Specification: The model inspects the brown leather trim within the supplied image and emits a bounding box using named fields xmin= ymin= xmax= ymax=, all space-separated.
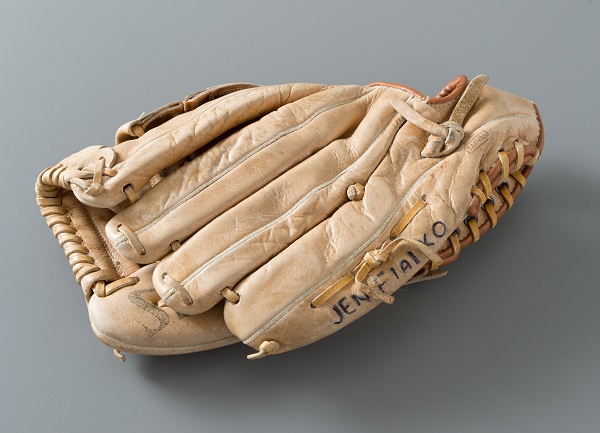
xmin=367 ymin=75 xmax=468 ymax=106
xmin=434 ymin=103 xmax=545 ymax=267
xmin=533 ymin=103 xmax=545 ymax=156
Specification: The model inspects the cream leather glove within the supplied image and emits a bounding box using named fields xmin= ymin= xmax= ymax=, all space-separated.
xmin=36 ymin=75 xmax=543 ymax=360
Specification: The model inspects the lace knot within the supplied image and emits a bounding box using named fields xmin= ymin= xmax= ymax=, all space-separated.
xmin=247 ymin=340 xmax=280 ymax=360
xmin=84 ymin=182 xmax=104 ymax=196
xmin=391 ymin=75 xmax=488 ymax=158
xmin=363 ymin=250 xmax=389 ymax=268
xmin=68 ymin=153 xmax=117 ymax=197
xmin=422 ymin=121 xmax=465 ymax=157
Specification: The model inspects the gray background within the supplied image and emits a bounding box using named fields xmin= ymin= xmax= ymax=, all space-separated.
xmin=1 ymin=1 xmax=599 ymax=432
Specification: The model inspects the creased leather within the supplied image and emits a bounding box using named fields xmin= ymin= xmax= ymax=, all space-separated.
xmin=35 ymin=75 xmax=543 ymax=358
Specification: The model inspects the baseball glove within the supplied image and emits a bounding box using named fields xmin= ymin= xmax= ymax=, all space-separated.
xmin=36 ymin=75 xmax=543 ymax=360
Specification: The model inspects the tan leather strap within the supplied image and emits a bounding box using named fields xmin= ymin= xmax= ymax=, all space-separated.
xmin=392 ymin=75 xmax=489 ymax=158
xmin=311 ymin=199 xmax=442 ymax=308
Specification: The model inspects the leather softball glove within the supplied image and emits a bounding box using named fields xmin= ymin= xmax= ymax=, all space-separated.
xmin=36 ymin=75 xmax=543 ymax=360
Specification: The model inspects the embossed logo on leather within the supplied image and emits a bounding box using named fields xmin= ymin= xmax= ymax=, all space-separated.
xmin=466 ymin=130 xmax=490 ymax=153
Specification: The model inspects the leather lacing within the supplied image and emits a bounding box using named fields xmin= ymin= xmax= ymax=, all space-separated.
xmin=311 ymin=198 xmax=441 ymax=308
xmin=35 ymin=165 xmax=157 ymax=362
xmin=227 ymin=76 xmax=543 ymax=314
xmin=36 ymin=154 xmax=150 ymax=304
xmin=51 ymin=154 xmax=141 ymax=207
xmin=307 ymin=77 xmax=542 ymax=310
xmin=251 ymin=156 xmax=536 ymax=360
xmin=392 ymin=75 xmax=490 ymax=158
xmin=116 ymin=224 xmax=146 ymax=256
xmin=68 ymin=156 xmax=117 ymax=197
xmin=162 ymin=273 xmax=194 ymax=306
xmin=36 ymin=86 xmax=261 ymax=312
xmin=36 ymin=161 xmax=142 ymax=301
xmin=436 ymin=138 xmax=539 ymax=267
xmin=92 ymin=277 xmax=139 ymax=297
xmin=37 ymin=84 xmax=277 ymax=362
xmin=310 ymin=138 xmax=539 ymax=309
xmin=225 ymin=76 xmax=493 ymax=312
xmin=36 ymin=78 xmax=542 ymax=361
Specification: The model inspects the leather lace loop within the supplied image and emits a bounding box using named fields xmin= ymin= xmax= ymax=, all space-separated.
xmin=311 ymin=199 xmax=443 ymax=308
xmin=392 ymin=75 xmax=489 ymax=157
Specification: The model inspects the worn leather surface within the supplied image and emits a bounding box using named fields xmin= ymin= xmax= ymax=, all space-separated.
xmin=35 ymin=75 xmax=542 ymax=358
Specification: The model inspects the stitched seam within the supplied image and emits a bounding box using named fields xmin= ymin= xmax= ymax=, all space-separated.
xmin=370 ymin=85 xmax=459 ymax=112
xmin=243 ymin=160 xmax=444 ymax=344
xmin=369 ymin=85 xmax=416 ymax=100
xmin=134 ymin=86 xmax=255 ymax=127
xmin=113 ymin=93 xmax=368 ymax=247
xmin=181 ymin=113 xmax=405 ymax=286
xmin=464 ymin=113 xmax=538 ymax=139
xmin=121 ymin=84 xmax=327 ymax=159
xmin=208 ymin=86 xmax=255 ymax=100
xmin=126 ymin=86 xmax=277 ymax=158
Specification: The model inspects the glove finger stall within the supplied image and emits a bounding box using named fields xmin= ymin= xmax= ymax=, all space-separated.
xmin=153 ymin=91 xmax=408 ymax=314
xmin=105 ymin=84 xmax=367 ymax=264
xmin=70 ymin=84 xmax=328 ymax=209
